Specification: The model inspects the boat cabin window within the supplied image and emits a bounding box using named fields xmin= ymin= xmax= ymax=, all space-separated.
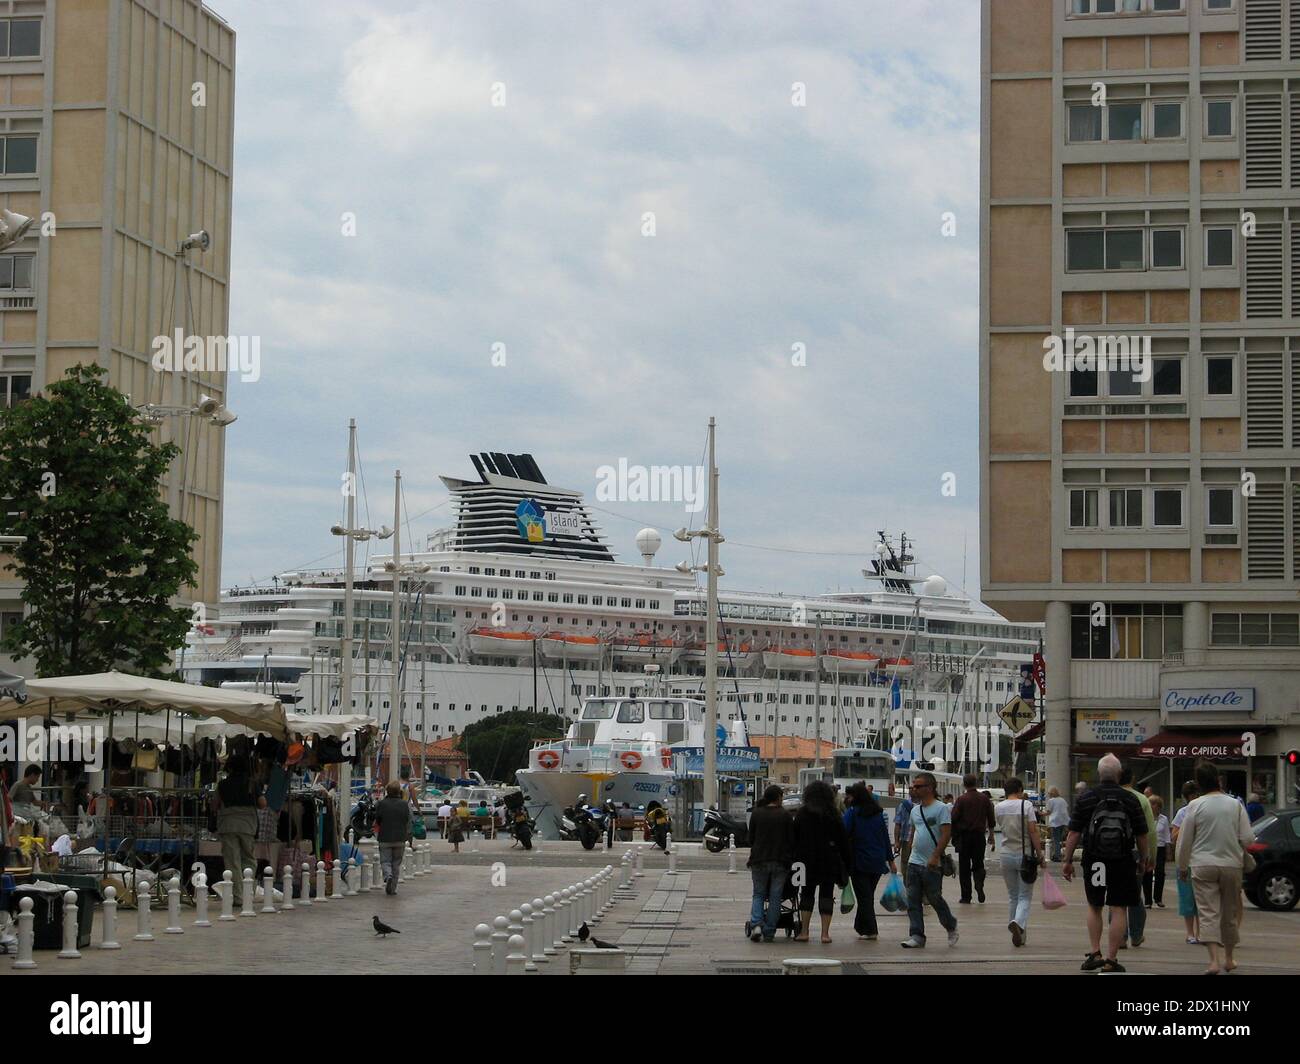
xmin=834 ymin=754 xmax=894 ymax=782
xmin=647 ymin=700 xmax=685 ymax=720
xmin=581 ymin=699 xmax=616 ymax=720
xmin=616 ymin=701 xmax=645 ymax=723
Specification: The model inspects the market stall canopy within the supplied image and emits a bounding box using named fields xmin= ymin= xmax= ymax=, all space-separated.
xmin=191 ymin=711 xmax=376 ymax=741
xmin=0 ymin=671 xmax=288 ymax=738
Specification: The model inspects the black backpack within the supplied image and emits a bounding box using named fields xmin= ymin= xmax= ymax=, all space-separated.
xmin=1086 ymin=791 xmax=1134 ymax=861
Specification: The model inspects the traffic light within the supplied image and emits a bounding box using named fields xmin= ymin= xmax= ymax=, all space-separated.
xmin=1286 ymin=750 xmax=1300 ymax=768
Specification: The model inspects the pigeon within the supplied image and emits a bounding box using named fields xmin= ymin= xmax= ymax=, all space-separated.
xmin=373 ymin=915 xmax=400 ymax=937
xmin=577 ymin=921 xmax=617 ymax=949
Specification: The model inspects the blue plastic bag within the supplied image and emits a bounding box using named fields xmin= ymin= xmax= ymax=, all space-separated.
xmin=879 ymin=872 xmax=905 ymax=913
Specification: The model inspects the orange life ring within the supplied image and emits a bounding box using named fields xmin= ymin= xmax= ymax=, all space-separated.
xmin=536 ymin=750 xmax=560 ymax=770
xmin=619 ymin=750 xmax=643 ymax=771
xmin=660 ymin=747 xmax=673 ymax=769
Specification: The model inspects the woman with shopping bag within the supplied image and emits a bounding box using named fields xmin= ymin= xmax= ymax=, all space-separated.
xmin=843 ymin=783 xmax=897 ymax=940
xmin=994 ymin=777 xmax=1044 ymax=947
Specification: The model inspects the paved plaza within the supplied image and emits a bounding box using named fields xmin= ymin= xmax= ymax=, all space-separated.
xmin=12 ymin=838 xmax=1299 ymax=976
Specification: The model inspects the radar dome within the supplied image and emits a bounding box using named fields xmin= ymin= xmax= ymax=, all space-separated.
xmin=636 ymin=527 xmax=662 ymax=564
xmin=922 ymin=574 xmax=947 ymax=599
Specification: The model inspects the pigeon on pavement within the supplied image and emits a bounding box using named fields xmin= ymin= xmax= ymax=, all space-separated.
xmin=373 ymin=915 xmax=400 ymax=937
xmin=577 ymin=921 xmax=617 ymax=949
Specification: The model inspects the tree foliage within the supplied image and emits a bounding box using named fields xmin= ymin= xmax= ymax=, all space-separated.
xmin=458 ymin=711 xmax=567 ymax=784
xmin=0 ymin=364 xmax=198 ymax=676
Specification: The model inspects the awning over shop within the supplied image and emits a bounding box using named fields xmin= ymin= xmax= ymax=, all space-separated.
xmin=1137 ymin=732 xmax=1246 ymax=759
xmin=1012 ymin=720 xmax=1044 ymax=751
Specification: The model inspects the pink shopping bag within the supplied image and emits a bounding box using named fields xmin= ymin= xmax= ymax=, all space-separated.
xmin=1041 ymin=869 xmax=1067 ymax=910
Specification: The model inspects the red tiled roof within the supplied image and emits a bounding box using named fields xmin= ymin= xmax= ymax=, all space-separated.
xmin=750 ymin=736 xmax=835 ymax=760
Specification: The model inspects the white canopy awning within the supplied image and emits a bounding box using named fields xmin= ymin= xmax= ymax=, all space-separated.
xmin=0 ymin=671 xmax=288 ymax=739
xmin=191 ymin=711 xmax=376 ymax=741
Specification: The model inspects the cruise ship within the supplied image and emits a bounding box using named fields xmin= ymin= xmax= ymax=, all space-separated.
xmin=183 ymin=451 xmax=1042 ymax=761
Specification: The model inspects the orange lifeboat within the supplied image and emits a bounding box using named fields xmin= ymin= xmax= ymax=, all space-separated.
xmin=539 ymin=631 xmax=604 ymax=661
xmin=467 ymin=627 xmax=536 ymax=659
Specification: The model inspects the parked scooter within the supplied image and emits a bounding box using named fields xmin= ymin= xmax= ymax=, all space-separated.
xmin=346 ymin=792 xmax=375 ymax=843
xmin=561 ymin=795 xmax=606 ymax=850
xmin=702 ymin=807 xmax=749 ymax=853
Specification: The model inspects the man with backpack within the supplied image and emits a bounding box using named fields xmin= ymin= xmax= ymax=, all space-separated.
xmin=1061 ymin=754 xmax=1150 ymax=973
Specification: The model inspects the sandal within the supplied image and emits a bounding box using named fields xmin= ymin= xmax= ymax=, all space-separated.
xmin=821 ymin=936 xmax=832 ymax=944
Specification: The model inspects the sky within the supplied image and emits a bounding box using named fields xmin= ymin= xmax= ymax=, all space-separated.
xmin=215 ymin=0 xmax=983 ymax=602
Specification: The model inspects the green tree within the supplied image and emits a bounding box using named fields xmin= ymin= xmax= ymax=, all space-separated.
xmin=0 ymin=364 xmax=198 ymax=677
xmin=459 ymin=711 xmax=566 ymax=784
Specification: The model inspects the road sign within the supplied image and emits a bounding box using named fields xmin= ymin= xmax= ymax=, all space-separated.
xmin=998 ymin=696 xmax=1036 ymax=733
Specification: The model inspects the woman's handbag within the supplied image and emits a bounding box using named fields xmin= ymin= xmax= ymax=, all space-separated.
xmin=917 ymin=803 xmax=956 ymax=877
xmin=1019 ymin=800 xmax=1040 ymax=885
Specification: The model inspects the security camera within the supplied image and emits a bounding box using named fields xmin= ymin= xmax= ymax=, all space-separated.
xmin=180 ymin=230 xmax=210 ymax=253
xmin=210 ymin=407 xmax=237 ymax=426
xmin=673 ymin=527 xmax=690 ymax=542
xmin=195 ymin=395 xmax=221 ymax=417
xmin=330 ymin=525 xmax=346 ymax=536
xmin=674 ymin=561 xmax=692 ymax=574
xmin=0 ymin=208 xmax=32 ymax=250
xmin=378 ymin=526 xmax=394 ymax=540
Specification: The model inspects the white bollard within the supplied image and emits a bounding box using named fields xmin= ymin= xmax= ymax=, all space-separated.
xmin=667 ymin=834 xmax=677 ymax=873
xmin=371 ymin=852 xmax=382 ymax=892
xmin=193 ymin=874 xmax=211 ymax=927
xmin=400 ymin=849 xmax=409 ymax=881
xmin=359 ymin=856 xmax=370 ymax=894
xmin=349 ymin=856 xmax=362 ymax=895
xmin=542 ymin=894 xmax=559 ymax=955
xmin=241 ymin=868 xmax=257 ymax=917
xmin=619 ymin=852 xmax=631 ymax=890
xmin=300 ymin=863 xmax=313 ymax=906
xmin=331 ymin=859 xmax=345 ymax=900
xmin=491 ymin=915 xmax=510 ymax=976
xmin=472 ymin=923 xmax=492 ymax=973
xmin=634 ymin=846 xmax=645 ymax=878
xmin=519 ymin=903 xmax=538 ymax=972
xmin=11 ymin=896 xmax=35 ymax=969
xmin=219 ymin=871 xmax=236 ymax=920
xmin=508 ymin=909 xmax=524 ymax=958
xmin=100 ymin=886 xmax=122 ymax=947
xmin=586 ymin=877 xmax=599 ymax=925
xmin=571 ymin=884 xmax=586 ymax=937
xmin=58 ymin=890 xmax=82 ymax=958
xmin=728 ymin=834 xmax=737 ymax=875
xmin=281 ymin=866 xmax=295 ymax=911
xmin=530 ymin=898 xmax=550 ymax=964
xmin=555 ymin=888 xmax=571 ymax=944
xmin=135 ymin=878 xmax=155 ymax=941
xmin=315 ymin=861 xmax=328 ymax=903
xmin=262 ymin=867 xmax=277 ymax=914
xmin=506 ymin=933 xmax=528 ymax=974
xmin=165 ymin=877 xmax=184 ymax=933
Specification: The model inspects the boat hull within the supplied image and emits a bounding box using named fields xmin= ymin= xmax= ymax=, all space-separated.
xmin=517 ymin=768 xmax=674 ymax=839
xmin=821 ymin=654 xmax=880 ymax=674
xmin=763 ymin=651 xmax=818 ymax=671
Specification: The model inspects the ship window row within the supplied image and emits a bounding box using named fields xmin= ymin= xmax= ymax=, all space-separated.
xmin=451 ymin=584 xmax=660 ymax=610
xmin=1070 ymin=602 xmax=1184 ymax=660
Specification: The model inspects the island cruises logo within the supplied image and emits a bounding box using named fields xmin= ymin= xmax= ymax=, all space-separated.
xmin=49 ymin=996 xmax=151 ymax=1044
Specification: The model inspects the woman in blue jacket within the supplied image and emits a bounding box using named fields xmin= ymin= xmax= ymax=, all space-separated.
xmin=844 ymin=782 xmax=897 ymax=940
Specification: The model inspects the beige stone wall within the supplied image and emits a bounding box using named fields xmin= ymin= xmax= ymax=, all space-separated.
xmin=989 ymin=206 xmax=1052 ymax=326
xmin=989 ymin=333 xmax=1052 ymax=454
xmin=988 ymin=462 xmax=1052 ymax=584
xmin=989 ymin=0 xmax=1052 ymax=73
xmin=990 ymin=80 xmax=1052 ymax=200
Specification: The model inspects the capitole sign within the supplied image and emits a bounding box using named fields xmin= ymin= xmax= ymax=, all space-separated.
xmin=1162 ymin=687 xmax=1255 ymax=712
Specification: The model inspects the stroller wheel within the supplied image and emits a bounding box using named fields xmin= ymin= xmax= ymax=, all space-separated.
xmin=744 ymin=921 xmax=753 ymax=938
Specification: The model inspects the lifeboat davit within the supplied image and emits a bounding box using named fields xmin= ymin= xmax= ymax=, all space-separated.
xmin=763 ymin=646 xmax=819 ymax=671
xmin=610 ymin=634 xmax=681 ymax=665
xmin=539 ymin=631 xmax=604 ymax=661
xmin=821 ymin=649 xmax=882 ymax=674
xmin=467 ymin=627 xmax=536 ymax=659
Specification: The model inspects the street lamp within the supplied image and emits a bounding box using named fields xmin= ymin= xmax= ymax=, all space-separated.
xmin=0 ymin=208 xmax=33 ymax=252
xmin=136 ymin=395 xmax=238 ymax=426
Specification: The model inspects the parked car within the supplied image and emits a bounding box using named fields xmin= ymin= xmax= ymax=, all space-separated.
xmin=1245 ymin=808 xmax=1300 ymax=912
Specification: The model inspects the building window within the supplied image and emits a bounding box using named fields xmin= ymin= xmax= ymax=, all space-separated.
xmin=1205 ymin=98 xmax=1234 ymax=138
xmin=1152 ymin=357 xmax=1183 ymax=396
xmin=1069 ymin=488 xmax=1099 ymax=528
xmin=1211 ymin=613 xmax=1300 ymax=646
xmin=0 ymin=135 xmax=36 ymax=175
xmin=1151 ymin=488 xmax=1183 ymax=527
xmin=1206 ymin=356 xmax=1234 ymax=396
xmin=1205 ymin=227 xmax=1235 ymax=268
xmin=1068 ymin=104 xmax=1103 ymax=142
xmin=1071 ymin=602 xmax=1183 ymax=660
xmin=1151 ymin=102 xmax=1183 ymax=140
xmin=0 ymin=19 xmax=40 ymax=58
xmin=0 ymin=254 xmax=34 ymax=290
xmin=1065 ymin=228 xmax=1145 ymax=272
xmin=1205 ymin=0 xmax=1233 ymax=10
xmin=1 ymin=373 xmax=31 ymax=407
xmin=1206 ymin=486 xmax=1236 ymax=527
xmin=1108 ymin=488 xmax=1143 ymax=528
xmin=1108 ymin=102 xmax=1143 ymax=141
xmin=1150 ymin=228 xmax=1183 ymax=269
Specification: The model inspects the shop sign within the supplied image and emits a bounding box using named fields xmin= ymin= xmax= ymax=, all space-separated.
xmin=1163 ymin=687 xmax=1255 ymax=713
xmin=1076 ymin=710 xmax=1158 ymax=745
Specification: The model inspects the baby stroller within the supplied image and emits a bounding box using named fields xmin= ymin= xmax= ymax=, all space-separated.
xmin=746 ymin=874 xmax=803 ymax=940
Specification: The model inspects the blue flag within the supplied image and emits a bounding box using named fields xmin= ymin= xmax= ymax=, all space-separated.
xmin=890 ymin=677 xmax=901 ymax=711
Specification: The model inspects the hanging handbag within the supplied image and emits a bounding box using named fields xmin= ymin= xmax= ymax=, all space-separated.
xmin=1019 ymin=799 xmax=1039 ymax=884
xmin=918 ymin=803 xmax=955 ymax=877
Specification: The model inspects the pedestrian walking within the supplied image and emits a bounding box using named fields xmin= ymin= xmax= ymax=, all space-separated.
xmin=746 ymin=785 xmax=794 ymax=943
xmin=1062 ymin=754 xmax=1149 ymax=974
xmin=1175 ymin=761 xmax=1254 ymax=975
xmin=373 ymin=782 xmax=412 ymax=894
xmin=1245 ymin=793 xmax=1266 ymax=824
xmin=894 ymin=791 xmax=914 ymax=886
xmin=212 ymin=757 xmax=257 ymax=907
xmin=952 ymin=774 xmax=995 ymax=904
xmin=995 ymin=777 xmax=1043 ymax=947
xmin=843 ymin=782 xmax=897 ymax=941
xmin=1149 ymin=795 xmax=1170 ymax=908
xmin=1172 ymin=780 xmax=1200 ymax=943
xmin=792 ymin=780 xmax=850 ymax=944
xmin=446 ymin=801 xmax=466 ymax=853
xmin=1045 ymin=787 xmax=1069 ymax=862
xmin=900 ymin=772 xmax=959 ymax=949
xmin=1119 ymin=765 xmax=1158 ymax=948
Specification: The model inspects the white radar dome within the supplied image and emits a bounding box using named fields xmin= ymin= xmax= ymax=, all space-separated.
xmin=636 ymin=528 xmax=662 ymax=562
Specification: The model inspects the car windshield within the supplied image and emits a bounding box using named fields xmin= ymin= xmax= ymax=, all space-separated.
xmin=1252 ymin=815 xmax=1277 ymax=837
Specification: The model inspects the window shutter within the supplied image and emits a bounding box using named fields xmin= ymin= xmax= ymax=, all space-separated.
xmin=1245 ymin=221 xmax=1284 ymax=317
xmin=1293 ymin=351 xmax=1300 ymax=448
xmin=1293 ymin=479 xmax=1300 ymax=579
xmin=1246 ymin=351 xmax=1285 ymax=447
xmin=1292 ymin=0 xmax=1300 ymax=60
xmin=1246 ymin=94 xmax=1284 ymax=189
xmin=1246 ymin=0 xmax=1284 ymax=62
xmin=1247 ymin=481 xmax=1285 ymax=579
xmin=1291 ymin=93 xmax=1300 ymax=188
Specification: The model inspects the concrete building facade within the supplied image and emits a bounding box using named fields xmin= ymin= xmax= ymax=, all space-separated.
xmin=981 ymin=0 xmax=1300 ymax=809
xmin=0 ymin=0 xmax=235 ymax=674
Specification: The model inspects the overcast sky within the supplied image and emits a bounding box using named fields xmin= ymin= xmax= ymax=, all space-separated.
xmin=215 ymin=0 xmax=982 ymax=603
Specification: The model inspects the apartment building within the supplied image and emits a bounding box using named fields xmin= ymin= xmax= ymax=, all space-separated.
xmin=981 ymin=0 xmax=1300 ymax=809
xmin=0 ymin=0 xmax=235 ymax=674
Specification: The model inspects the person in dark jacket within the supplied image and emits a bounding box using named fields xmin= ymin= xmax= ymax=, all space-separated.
xmin=793 ymin=779 xmax=851 ymax=944
xmin=844 ymin=782 xmax=898 ymax=940
xmin=951 ymin=774 xmax=996 ymax=903
xmin=746 ymin=784 xmax=795 ymax=942
xmin=373 ymin=782 xmax=412 ymax=895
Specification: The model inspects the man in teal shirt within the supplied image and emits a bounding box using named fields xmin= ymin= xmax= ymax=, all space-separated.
xmin=900 ymin=772 xmax=959 ymax=949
